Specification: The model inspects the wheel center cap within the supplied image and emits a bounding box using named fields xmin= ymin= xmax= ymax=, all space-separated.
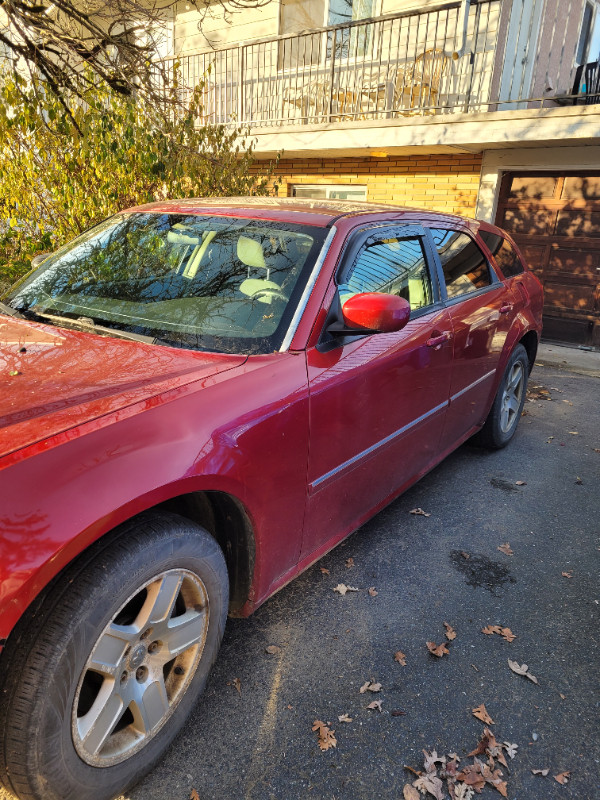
xmin=129 ymin=644 xmax=147 ymax=669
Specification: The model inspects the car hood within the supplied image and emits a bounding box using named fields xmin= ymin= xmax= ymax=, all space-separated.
xmin=0 ymin=317 xmax=247 ymax=460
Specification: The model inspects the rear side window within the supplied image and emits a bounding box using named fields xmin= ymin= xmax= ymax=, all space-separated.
xmin=339 ymin=236 xmax=433 ymax=311
xmin=479 ymin=230 xmax=525 ymax=278
xmin=429 ymin=229 xmax=492 ymax=299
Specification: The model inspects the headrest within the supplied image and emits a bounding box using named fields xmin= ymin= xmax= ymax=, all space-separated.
xmin=237 ymin=236 xmax=266 ymax=269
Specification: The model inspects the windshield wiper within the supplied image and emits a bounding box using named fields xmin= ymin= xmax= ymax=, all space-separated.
xmin=27 ymin=307 xmax=156 ymax=344
xmin=0 ymin=301 xmax=25 ymax=319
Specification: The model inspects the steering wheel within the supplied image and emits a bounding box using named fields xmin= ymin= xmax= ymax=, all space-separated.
xmin=252 ymin=289 xmax=288 ymax=303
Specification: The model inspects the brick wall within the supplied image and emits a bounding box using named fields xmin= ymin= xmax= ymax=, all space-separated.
xmin=254 ymin=153 xmax=483 ymax=216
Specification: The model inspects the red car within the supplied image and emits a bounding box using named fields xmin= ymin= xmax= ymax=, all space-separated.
xmin=0 ymin=199 xmax=542 ymax=800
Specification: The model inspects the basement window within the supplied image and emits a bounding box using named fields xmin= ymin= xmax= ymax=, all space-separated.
xmin=291 ymin=184 xmax=367 ymax=200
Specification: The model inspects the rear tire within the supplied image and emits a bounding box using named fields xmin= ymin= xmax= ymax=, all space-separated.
xmin=474 ymin=344 xmax=529 ymax=449
xmin=0 ymin=511 xmax=228 ymax=800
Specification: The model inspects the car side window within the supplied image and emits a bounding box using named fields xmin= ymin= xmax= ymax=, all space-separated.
xmin=338 ymin=236 xmax=433 ymax=311
xmin=479 ymin=230 xmax=525 ymax=278
xmin=429 ymin=228 xmax=493 ymax=299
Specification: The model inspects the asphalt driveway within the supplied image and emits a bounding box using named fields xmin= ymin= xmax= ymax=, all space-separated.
xmin=114 ymin=360 xmax=599 ymax=800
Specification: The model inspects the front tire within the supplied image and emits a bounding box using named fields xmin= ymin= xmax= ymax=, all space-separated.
xmin=475 ymin=343 xmax=529 ymax=449
xmin=0 ymin=512 xmax=228 ymax=800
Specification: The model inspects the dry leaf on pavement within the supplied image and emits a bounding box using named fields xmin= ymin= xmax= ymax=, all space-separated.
xmin=497 ymin=542 xmax=514 ymax=556
xmin=367 ymin=700 xmax=383 ymax=712
xmin=472 ymin=704 xmax=494 ymax=724
xmin=515 ymin=480 xmax=527 ymax=486
xmin=394 ymin=650 xmax=407 ymax=666
xmin=265 ymin=645 xmax=281 ymax=655
xmin=333 ymin=583 xmax=359 ymax=595
xmin=562 ymin=571 xmax=573 ymax=578
xmin=444 ymin=622 xmax=457 ymax=641
xmin=312 ymin=720 xmax=337 ymax=751
xmin=508 ymin=659 xmax=538 ymax=684
xmin=453 ymin=785 xmax=475 ymax=800
xmin=320 ymin=567 xmax=330 ymax=575
xmin=427 ymin=641 xmax=449 ymax=657
xmin=227 ymin=677 xmax=241 ymax=694
xmin=359 ymin=680 xmax=381 ymax=693
xmin=482 ymin=625 xmax=503 ymax=635
xmin=456 ymin=763 xmax=486 ymax=792
xmin=368 ymin=586 xmax=378 ymax=597
xmin=554 ymin=771 xmax=570 ymax=784
xmin=345 ymin=557 xmax=354 ymax=568
xmin=503 ymin=742 xmax=518 ymax=760
xmin=532 ymin=768 xmax=549 ymax=776
xmin=423 ymin=750 xmax=446 ymax=772
xmin=338 ymin=713 xmax=352 ymax=723
xmin=409 ymin=507 xmax=431 ymax=517
xmin=190 ymin=790 xmax=201 ymax=800
xmin=568 ymin=431 xmax=579 ymax=435
xmin=413 ymin=774 xmax=445 ymax=800
xmin=403 ymin=785 xmax=420 ymax=800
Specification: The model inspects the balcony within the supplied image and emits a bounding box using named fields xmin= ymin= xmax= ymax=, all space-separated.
xmin=163 ymin=0 xmax=590 ymax=131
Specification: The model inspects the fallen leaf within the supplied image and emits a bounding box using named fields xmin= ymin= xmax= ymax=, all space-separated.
xmin=515 ymin=480 xmax=527 ymax=486
xmin=453 ymin=785 xmax=475 ymax=800
xmin=338 ymin=713 xmax=352 ymax=723
xmin=403 ymin=765 xmax=422 ymax=778
xmin=554 ymin=771 xmax=570 ymax=785
xmin=333 ymin=583 xmax=359 ymax=595
xmin=423 ymin=750 xmax=446 ymax=772
xmin=468 ymin=727 xmax=497 ymax=758
xmin=532 ymin=768 xmax=549 ymax=776
xmin=562 ymin=571 xmax=573 ymax=578
xmin=394 ymin=650 xmax=407 ymax=666
xmin=409 ymin=507 xmax=431 ymax=517
xmin=359 ymin=681 xmax=371 ymax=693
xmin=320 ymin=567 xmax=330 ymax=575
xmin=575 ymin=476 xmax=583 ymax=485
xmin=265 ymin=645 xmax=281 ymax=655
xmin=500 ymin=627 xmax=516 ymax=642
xmin=312 ymin=720 xmax=337 ymax=751
xmin=507 ymin=659 xmax=538 ymax=684
xmin=562 ymin=399 xmax=573 ymax=405
xmin=456 ymin=763 xmax=486 ymax=792
xmin=461 ymin=551 xmax=470 ymax=560
xmin=560 ymin=693 xmax=566 ymax=699
xmin=368 ymin=586 xmax=378 ymax=597
xmin=482 ymin=625 xmax=503 ymax=635
xmin=426 ymin=641 xmax=449 ymax=658
xmin=593 ymin=448 xmax=600 ymax=453
xmin=497 ymin=542 xmax=513 ymax=556
xmin=367 ymin=700 xmax=383 ymax=712
xmin=345 ymin=557 xmax=354 ymax=568
xmin=227 ymin=677 xmax=241 ymax=694
xmin=480 ymin=762 xmax=508 ymax=797
xmin=546 ymin=436 xmax=555 ymax=443
xmin=503 ymin=742 xmax=518 ymax=760
xmin=413 ymin=774 xmax=445 ymax=800
xmin=568 ymin=431 xmax=579 ymax=435
xmin=444 ymin=622 xmax=457 ymax=641
xmin=403 ymin=786 xmax=420 ymax=800
xmin=190 ymin=790 xmax=200 ymax=800
xmin=472 ymin=704 xmax=494 ymax=724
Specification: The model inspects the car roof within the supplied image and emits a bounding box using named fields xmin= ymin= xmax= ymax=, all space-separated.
xmin=125 ymin=196 xmax=483 ymax=230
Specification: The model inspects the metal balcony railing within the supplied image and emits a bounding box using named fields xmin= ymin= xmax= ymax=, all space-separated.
xmin=158 ymin=0 xmax=589 ymax=128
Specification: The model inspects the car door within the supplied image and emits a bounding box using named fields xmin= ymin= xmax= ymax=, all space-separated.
xmin=427 ymin=226 xmax=519 ymax=451
xmin=302 ymin=224 xmax=454 ymax=560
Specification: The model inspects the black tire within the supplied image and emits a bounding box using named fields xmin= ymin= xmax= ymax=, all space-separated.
xmin=0 ymin=511 xmax=229 ymax=800
xmin=474 ymin=344 xmax=529 ymax=449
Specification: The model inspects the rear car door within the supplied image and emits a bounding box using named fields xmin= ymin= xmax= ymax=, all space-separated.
xmin=302 ymin=224 xmax=454 ymax=560
xmin=426 ymin=226 xmax=519 ymax=450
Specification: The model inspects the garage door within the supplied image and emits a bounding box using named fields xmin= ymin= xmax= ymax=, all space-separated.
xmin=495 ymin=172 xmax=600 ymax=347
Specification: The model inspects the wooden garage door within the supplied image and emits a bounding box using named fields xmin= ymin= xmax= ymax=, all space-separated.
xmin=495 ymin=172 xmax=600 ymax=347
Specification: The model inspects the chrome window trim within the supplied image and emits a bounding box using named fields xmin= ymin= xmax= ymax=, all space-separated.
xmin=449 ymin=369 xmax=496 ymax=402
xmin=279 ymin=225 xmax=337 ymax=352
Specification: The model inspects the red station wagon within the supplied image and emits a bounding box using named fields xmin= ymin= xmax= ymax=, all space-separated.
xmin=0 ymin=198 xmax=543 ymax=800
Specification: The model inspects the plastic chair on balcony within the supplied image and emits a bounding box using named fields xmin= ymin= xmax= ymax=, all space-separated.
xmin=393 ymin=49 xmax=451 ymax=114
xmin=572 ymin=60 xmax=600 ymax=105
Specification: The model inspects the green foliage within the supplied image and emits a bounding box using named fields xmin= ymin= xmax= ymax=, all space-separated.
xmin=0 ymin=71 xmax=277 ymax=293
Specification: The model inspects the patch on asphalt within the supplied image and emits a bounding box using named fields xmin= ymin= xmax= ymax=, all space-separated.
xmin=489 ymin=477 xmax=519 ymax=492
xmin=449 ymin=551 xmax=516 ymax=594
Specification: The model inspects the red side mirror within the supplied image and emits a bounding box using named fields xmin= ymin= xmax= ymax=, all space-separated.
xmin=341 ymin=292 xmax=411 ymax=333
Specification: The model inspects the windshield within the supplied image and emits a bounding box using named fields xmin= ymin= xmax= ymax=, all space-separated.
xmin=4 ymin=213 xmax=326 ymax=355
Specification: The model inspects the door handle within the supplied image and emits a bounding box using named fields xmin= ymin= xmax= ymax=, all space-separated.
xmin=426 ymin=331 xmax=452 ymax=348
xmin=499 ymin=303 xmax=513 ymax=314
